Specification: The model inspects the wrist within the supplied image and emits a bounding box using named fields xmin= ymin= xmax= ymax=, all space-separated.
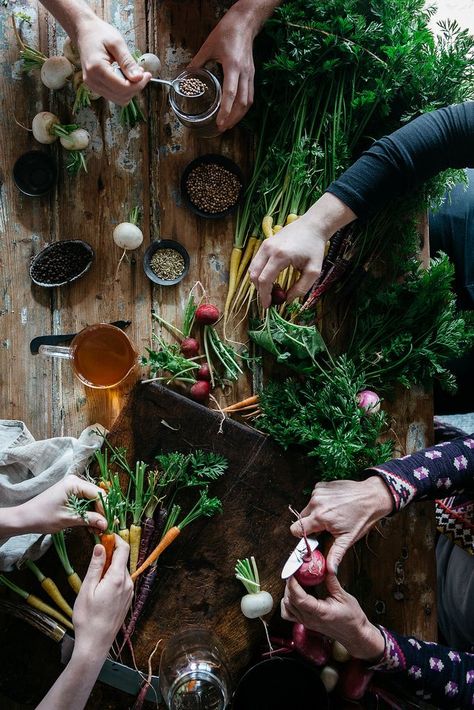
xmin=228 ymin=0 xmax=272 ymax=38
xmin=66 ymin=6 xmax=100 ymax=43
xmin=0 ymin=504 xmax=30 ymax=537
xmin=72 ymin=638 xmax=109 ymax=667
xmin=364 ymin=476 xmax=394 ymax=518
xmin=352 ymin=620 xmax=385 ymax=662
xmin=303 ymin=193 xmax=357 ymax=242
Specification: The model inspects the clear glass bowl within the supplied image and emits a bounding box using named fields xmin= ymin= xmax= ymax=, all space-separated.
xmin=159 ymin=628 xmax=230 ymax=710
xmin=169 ymin=69 xmax=222 ymax=138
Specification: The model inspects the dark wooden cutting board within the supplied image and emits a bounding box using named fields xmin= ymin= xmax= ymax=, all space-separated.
xmin=103 ymin=381 xmax=314 ymax=680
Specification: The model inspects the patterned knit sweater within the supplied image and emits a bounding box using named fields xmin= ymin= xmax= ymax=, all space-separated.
xmin=367 ymin=437 xmax=474 ymax=708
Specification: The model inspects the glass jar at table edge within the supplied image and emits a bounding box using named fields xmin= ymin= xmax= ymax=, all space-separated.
xmin=169 ymin=69 xmax=222 ymax=139
xmin=159 ymin=628 xmax=231 ymax=710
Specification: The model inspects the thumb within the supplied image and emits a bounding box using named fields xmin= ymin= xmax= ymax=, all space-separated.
xmin=113 ymin=42 xmax=143 ymax=82
xmin=189 ymin=42 xmax=212 ymax=69
xmin=82 ymin=544 xmax=105 ymax=589
xmin=290 ymin=517 xmax=322 ymax=538
xmin=326 ymin=535 xmax=351 ymax=574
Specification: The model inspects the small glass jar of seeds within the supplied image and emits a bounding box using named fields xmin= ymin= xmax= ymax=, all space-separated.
xmin=169 ymin=69 xmax=221 ymax=138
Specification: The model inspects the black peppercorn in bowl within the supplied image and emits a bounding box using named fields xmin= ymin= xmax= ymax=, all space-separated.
xmin=181 ymin=154 xmax=244 ymax=219
xmin=29 ymin=240 xmax=94 ymax=288
xmin=143 ymin=239 xmax=190 ymax=286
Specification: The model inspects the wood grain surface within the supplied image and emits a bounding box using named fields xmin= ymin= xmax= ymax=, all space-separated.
xmin=0 ymin=1 xmax=437 ymax=708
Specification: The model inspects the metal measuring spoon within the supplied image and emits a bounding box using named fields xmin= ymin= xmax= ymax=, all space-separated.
xmin=112 ymin=63 xmax=205 ymax=98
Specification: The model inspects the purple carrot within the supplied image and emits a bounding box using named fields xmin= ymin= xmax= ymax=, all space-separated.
xmin=135 ymin=507 xmax=167 ymax=596
xmin=136 ymin=517 xmax=155 ymax=571
xmin=121 ymin=565 xmax=158 ymax=650
xmin=132 ymin=681 xmax=149 ymax=710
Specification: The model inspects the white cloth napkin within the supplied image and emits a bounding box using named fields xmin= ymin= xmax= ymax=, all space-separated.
xmin=0 ymin=420 xmax=104 ymax=571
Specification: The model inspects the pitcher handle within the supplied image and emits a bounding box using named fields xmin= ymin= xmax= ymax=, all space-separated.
xmin=38 ymin=344 xmax=73 ymax=360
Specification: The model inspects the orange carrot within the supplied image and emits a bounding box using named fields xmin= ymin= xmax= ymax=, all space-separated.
xmin=99 ymin=533 xmax=116 ymax=577
xmin=131 ymin=526 xmax=181 ymax=581
xmin=223 ymin=395 xmax=260 ymax=412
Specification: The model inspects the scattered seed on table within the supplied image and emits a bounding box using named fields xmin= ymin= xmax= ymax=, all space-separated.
xmin=150 ymin=248 xmax=185 ymax=280
xmin=179 ymin=77 xmax=207 ymax=97
xmin=186 ymin=163 xmax=242 ymax=214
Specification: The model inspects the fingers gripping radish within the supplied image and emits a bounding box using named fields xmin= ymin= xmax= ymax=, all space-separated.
xmin=235 ymin=557 xmax=274 ymax=619
xmin=290 ymin=506 xmax=326 ymax=587
xmin=41 ymin=55 xmax=73 ymax=89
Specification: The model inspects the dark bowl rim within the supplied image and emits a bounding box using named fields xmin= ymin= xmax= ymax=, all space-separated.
xmin=13 ymin=150 xmax=57 ymax=198
xmin=143 ymin=239 xmax=190 ymax=286
xmin=29 ymin=239 xmax=95 ymax=288
xmin=180 ymin=153 xmax=244 ymax=220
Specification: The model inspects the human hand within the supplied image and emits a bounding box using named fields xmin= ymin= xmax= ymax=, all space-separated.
xmin=73 ymin=536 xmax=133 ymax=659
xmin=19 ymin=475 xmax=107 ymax=535
xmin=290 ymin=477 xmax=393 ymax=573
xmin=281 ymin=575 xmax=384 ymax=662
xmin=249 ymin=214 xmax=328 ymax=308
xmin=189 ymin=6 xmax=255 ymax=131
xmin=74 ymin=15 xmax=151 ymax=105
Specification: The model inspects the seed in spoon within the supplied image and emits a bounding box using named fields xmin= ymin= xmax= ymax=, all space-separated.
xmin=178 ymin=77 xmax=207 ymax=96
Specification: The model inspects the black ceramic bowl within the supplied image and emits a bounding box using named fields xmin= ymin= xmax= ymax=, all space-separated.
xmin=181 ymin=153 xmax=244 ymax=219
xmin=232 ymin=657 xmax=329 ymax=710
xmin=30 ymin=240 xmax=94 ymax=287
xmin=13 ymin=151 xmax=57 ymax=197
xmin=143 ymin=239 xmax=190 ymax=286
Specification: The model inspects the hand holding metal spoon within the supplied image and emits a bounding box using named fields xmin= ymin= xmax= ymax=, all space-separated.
xmin=112 ymin=63 xmax=206 ymax=98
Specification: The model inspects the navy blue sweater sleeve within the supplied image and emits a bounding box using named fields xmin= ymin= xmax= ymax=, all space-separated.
xmin=326 ymin=102 xmax=474 ymax=219
xmin=366 ymin=436 xmax=474 ymax=512
xmin=372 ymin=626 xmax=474 ymax=707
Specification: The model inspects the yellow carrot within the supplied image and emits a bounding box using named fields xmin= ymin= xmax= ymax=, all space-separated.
xmin=273 ymin=224 xmax=283 ymax=234
xmin=235 ymin=236 xmax=258 ymax=285
xmin=25 ymin=560 xmax=73 ymax=618
xmin=262 ymin=215 xmax=273 ymax=238
xmin=286 ymin=213 xmax=298 ymax=225
xmin=27 ymin=594 xmax=74 ymax=630
xmin=131 ymin=526 xmax=181 ymax=581
xmin=67 ymin=572 xmax=82 ymax=595
xmin=224 ymin=246 xmax=243 ymax=321
xmin=129 ymin=523 xmax=142 ymax=574
xmin=119 ymin=528 xmax=130 ymax=544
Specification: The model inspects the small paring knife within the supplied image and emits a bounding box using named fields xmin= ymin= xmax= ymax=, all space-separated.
xmin=30 ymin=320 xmax=131 ymax=354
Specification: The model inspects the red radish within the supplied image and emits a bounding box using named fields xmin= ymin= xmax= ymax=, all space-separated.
xmin=197 ymin=363 xmax=211 ymax=381
xmin=190 ymin=380 xmax=211 ymax=402
xmin=357 ymin=389 xmax=381 ymax=415
xmin=180 ymin=337 xmax=200 ymax=358
xmin=195 ymin=304 xmax=220 ymax=325
xmin=338 ymin=658 xmax=374 ymax=701
xmin=289 ymin=505 xmax=326 ymax=587
xmin=271 ymin=283 xmax=287 ymax=305
xmin=292 ymin=623 xmax=330 ymax=666
xmin=294 ymin=547 xmax=326 ymax=587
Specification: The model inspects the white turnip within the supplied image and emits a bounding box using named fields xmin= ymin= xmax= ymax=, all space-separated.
xmin=63 ymin=37 xmax=81 ymax=67
xmin=59 ymin=128 xmax=90 ymax=151
xmin=40 ymin=56 xmax=73 ymax=89
xmin=320 ymin=665 xmax=339 ymax=693
xmin=113 ymin=211 xmax=144 ymax=251
xmin=31 ymin=111 xmax=60 ymax=144
xmin=235 ymin=557 xmax=274 ymax=619
xmin=138 ymin=53 xmax=161 ymax=77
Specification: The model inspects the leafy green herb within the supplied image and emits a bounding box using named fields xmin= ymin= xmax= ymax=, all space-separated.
xmin=142 ymin=336 xmax=200 ymax=383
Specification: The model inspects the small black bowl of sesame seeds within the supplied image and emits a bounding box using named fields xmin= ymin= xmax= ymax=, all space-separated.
xmin=30 ymin=240 xmax=94 ymax=288
xmin=143 ymin=239 xmax=190 ymax=286
xmin=181 ymin=154 xmax=244 ymax=219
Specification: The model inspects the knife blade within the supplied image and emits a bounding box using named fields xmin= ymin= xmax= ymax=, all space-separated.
xmin=0 ymin=599 xmax=160 ymax=702
xmin=30 ymin=320 xmax=132 ymax=354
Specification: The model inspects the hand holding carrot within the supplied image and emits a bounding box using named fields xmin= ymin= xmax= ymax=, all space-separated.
xmin=281 ymin=575 xmax=384 ymax=662
xmin=16 ymin=475 xmax=107 ymax=535
xmin=73 ymin=536 xmax=133 ymax=659
xmin=249 ymin=193 xmax=357 ymax=308
xmin=290 ymin=478 xmax=393 ymax=573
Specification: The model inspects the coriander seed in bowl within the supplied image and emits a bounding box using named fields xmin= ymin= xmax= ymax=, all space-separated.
xmin=143 ymin=239 xmax=190 ymax=286
xmin=181 ymin=154 xmax=244 ymax=219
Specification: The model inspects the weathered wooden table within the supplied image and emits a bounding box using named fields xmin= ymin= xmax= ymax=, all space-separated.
xmin=0 ymin=1 xmax=437 ymax=707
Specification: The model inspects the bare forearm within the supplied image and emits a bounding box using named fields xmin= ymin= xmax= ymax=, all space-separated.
xmin=302 ymin=192 xmax=358 ymax=242
xmin=39 ymin=0 xmax=96 ymax=42
xmin=0 ymin=506 xmax=31 ymax=538
xmin=36 ymin=647 xmax=107 ymax=710
xmin=230 ymin=0 xmax=281 ymax=37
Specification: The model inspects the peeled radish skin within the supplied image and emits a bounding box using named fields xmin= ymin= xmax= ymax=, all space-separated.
xmin=320 ymin=665 xmax=339 ymax=693
xmin=113 ymin=223 xmax=144 ymax=250
xmin=240 ymin=590 xmax=274 ymax=619
xmin=60 ymin=128 xmax=90 ymax=151
xmin=40 ymin=56 xmax=73 ymax=89
xmin=138 ymin=53 xmax=161 ymax=77
xmin=332 ymin=639 xmax=351 ymax=663
xmin=32 ymin=111 xmax=60 ymax=144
